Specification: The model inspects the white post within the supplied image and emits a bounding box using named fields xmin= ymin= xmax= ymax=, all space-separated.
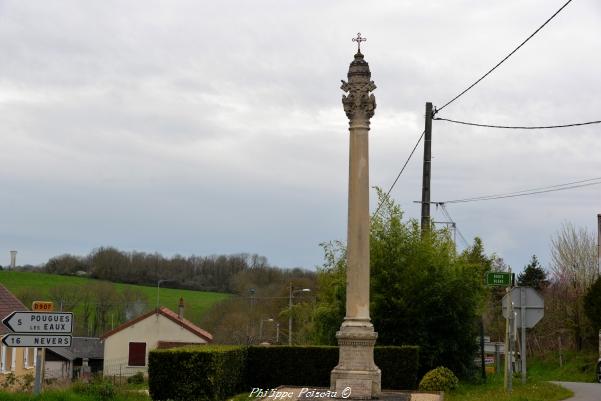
xmin=11 ymin=347 xmax=16 ymax=371
xmin=1 ymin=345 xmax=6 ymax=372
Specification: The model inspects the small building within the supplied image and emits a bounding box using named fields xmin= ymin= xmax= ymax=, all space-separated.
xmin=101 ymin=299 xmax=212 ymax=377
xmin=45 ymin=337 xmax=103 ymax=380
xmin=0 ymin=284 xmax=36 ymax=384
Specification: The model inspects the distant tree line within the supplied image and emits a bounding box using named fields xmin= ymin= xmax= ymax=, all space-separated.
xmin=43 ymin=247 xmax=306 ymax=293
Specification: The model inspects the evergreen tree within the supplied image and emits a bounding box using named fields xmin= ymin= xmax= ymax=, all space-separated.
xmin=311 ymin=189 xmax=490 ymax=377
xmin=517 ymin=255 xmax=549 ymax=290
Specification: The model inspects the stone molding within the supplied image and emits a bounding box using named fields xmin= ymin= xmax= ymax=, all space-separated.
xmin=341 ymin=53 xmax=376 ymax=121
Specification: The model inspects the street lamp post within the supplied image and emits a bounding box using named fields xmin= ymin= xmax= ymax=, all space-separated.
xmin=288 ymin=283 xmax=311 ymax=345
xmin=247 ymin=288 xmax=256 ymax=343
xmin=259 ymin=318 xmax=274 ymax=341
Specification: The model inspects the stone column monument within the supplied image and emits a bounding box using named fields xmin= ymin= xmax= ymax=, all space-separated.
xmin=330 ymin=33 xmax=381 ymax=399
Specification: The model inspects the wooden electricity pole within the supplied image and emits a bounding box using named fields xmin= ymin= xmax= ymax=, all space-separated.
xmin=421 ymin=102 xmax=433 ymax=235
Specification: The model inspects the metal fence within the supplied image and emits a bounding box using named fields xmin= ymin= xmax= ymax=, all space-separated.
xmin=102 ymin=357 xmax=146 ymax=383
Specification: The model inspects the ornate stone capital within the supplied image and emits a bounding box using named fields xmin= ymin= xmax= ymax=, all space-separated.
xmin=341 ymin=52 xmax=376 ymax=122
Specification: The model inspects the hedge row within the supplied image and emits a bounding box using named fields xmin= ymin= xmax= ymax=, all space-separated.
xmin=149 ymin=345 xmax=247 ymax=401
xmin=149 ymin=345 xmax=419 ymax=401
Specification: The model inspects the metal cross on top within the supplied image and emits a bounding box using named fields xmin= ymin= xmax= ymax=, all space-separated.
xmin=352 ymin=32 xmax=366 ymax=53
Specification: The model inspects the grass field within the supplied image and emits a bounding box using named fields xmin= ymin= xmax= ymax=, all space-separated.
xmin=0 ymin=270 xmax=230 ymax=326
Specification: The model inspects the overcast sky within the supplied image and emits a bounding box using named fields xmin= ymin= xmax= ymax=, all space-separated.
xmin=1 ymin=0 xmax=599 ymax=273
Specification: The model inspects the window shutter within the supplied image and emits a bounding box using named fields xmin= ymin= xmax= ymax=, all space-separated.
xmin=128 ymin=342 xmax=146 ymax=366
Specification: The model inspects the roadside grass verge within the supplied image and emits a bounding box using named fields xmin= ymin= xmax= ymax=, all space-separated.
xmin=528 ymin=350 xmax=597 ymax=383
xmin=446 ymin=373 xmax=573 ymax=401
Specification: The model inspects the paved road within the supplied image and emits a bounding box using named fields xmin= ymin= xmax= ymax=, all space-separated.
xmin=552 ymin=382 xmax=601 ymax=401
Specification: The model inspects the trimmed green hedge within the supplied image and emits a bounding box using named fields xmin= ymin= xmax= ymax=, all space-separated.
xmin=376 ymin=346 xmax=419 ymax=390
xmin=149 ymin=345 xmax=419 ymax=401
xmin=149 ymin=345 xmax=247 ymax=401
xmin=247 ymin=346 xmax=338 ymax=388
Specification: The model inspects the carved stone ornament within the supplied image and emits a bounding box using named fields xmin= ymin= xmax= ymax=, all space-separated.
xmin=341 ymin=52 xmax=377 ymax=121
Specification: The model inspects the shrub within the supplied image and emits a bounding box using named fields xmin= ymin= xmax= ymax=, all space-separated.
xmin=418 ymin=366 xmax=458 ymax=392
xmin=0 ymin=372 xmax=17 ymax=389
xmin=18 ymin=373 xmax=34 ymax=392
xmin=127 ymin=372 xmax=145 ymax=385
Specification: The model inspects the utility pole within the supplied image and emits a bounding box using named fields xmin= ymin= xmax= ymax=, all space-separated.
xmin=421 ymin=102 xmax=433 ymax=235
xmin=597 ymin=214 xmax=600 ymax=276
xmin=504 ymin=267 xmax=512 ymax=392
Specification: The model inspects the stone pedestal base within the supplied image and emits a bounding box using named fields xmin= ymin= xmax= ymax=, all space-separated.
xmin=330 ymin=319 xmax=381 ymax=399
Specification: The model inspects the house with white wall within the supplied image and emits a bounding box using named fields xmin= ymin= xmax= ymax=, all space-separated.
xmin=0 ymin=284 xmax=37 ymax=385
xmin=101 ymin=299 xmax=212 ymax=377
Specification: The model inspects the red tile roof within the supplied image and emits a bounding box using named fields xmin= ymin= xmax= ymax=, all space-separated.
xmin=0 ymin=284 xmax=27 ymax=335
xmin=101 ymin=306 xmax=213 ymax=342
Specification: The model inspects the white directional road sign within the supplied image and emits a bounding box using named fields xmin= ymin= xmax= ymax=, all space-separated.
xmin=2 ymin=311 xmax=73 ymax=334
xmin=502 ymin=287 xmax=544 ymax=328
xmin=1 ymin=334 xmax=72 ymax=348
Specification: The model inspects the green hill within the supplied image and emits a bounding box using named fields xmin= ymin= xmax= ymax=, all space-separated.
xmin=0 ymin=270 xmax=230 ymax=331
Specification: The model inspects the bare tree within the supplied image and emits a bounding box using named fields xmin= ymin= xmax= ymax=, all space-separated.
xmin=550 ymin=222 xmax=597 ymax=290
xmin=548 ymin=222 xmax=598 ymax=350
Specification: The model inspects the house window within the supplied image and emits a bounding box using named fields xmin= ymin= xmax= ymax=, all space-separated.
xmin=128 ymin=342 xmax=146 ymax=367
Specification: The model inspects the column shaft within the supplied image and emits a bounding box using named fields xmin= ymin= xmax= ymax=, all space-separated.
xmin=346 ymin=122 xmax=370 ymax=320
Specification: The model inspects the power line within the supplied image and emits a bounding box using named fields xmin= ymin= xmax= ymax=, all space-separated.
xmin=372 ymin=130 xmax=425 ymax=217
xmin=435 ymin=177 xmax=601 ymax=204
xmin=436 ymin=0 xmax=574 ymax=114
xmin=434 ymin=117 xmax=601 ymax=130
xmin=440 ymin=177 xmax=601 ymax=203
xmin=442 ymin=177 xmax=601 ymax=202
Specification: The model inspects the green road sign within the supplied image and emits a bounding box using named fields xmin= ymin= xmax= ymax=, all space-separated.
xmin=486 ymin=272 xmax=512 ymax=286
